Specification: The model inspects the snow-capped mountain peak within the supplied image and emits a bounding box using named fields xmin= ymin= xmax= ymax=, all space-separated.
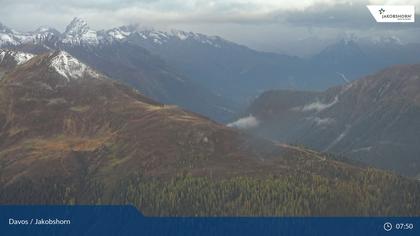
xmin=101 ymin=25 xmax=137 ymax=42
xmin=32 ymin=27 xmax=59 ymax=42
xmin=102 ymin=26 xmax=223 ymax=46
xmin=169 ymin=29 xmax=189 ymax=40
xmin=64 ymin=17 xmax=89 ymax=35
xmin=0 ymin=22 xmax=60 ymax=47
xmin=0 ymin=18 xmax=228 ymax=48
xmin=49 ymin=51 xmax=100 ymax=80
xmin=106 ymin=27 xmax=131 ymax=40
xmin=0 ymin=22 xmax=21 ymax=46
xmin=62 ymin=17 xmax=99 ymax=45
xmin=126 ymin=28 xmax=224 ymax=47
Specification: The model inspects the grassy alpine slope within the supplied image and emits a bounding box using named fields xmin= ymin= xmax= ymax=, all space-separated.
xmin=0 ymin=51 xmax=418 ymax=216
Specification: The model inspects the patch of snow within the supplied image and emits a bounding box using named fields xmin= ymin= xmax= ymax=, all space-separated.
xmin=227 ymin=115 xmax=259 ymax=130
xmin=49 ymin=51 xmax=99 ymax=81
xmin=62 ymin=30 xmax=98 ymax=45
xmin=132 ymin=28 xmax=223 ymax=47
xmin=0 ymin=23 xmax=58 ymax=47
xmin=0 ymin=18 xmax=226 ymax=49
xmin=171 ymin=30 xmax=189 ymax=40
xmin=336 ymin=72 xmax=350 ymax=83
xmin=107 ymin=28 xmax=131 ymax=40
xmin=0 ymin=33 xmax=19 ymax=46
xmin=0 ymin=49 xmax=34 ymax=65
xmin=14 ymin=52 xmax=35 ymax=64
xmin=0 ymin=51 xmax=5 ymax=64
xmin=149 ymin=32 xmax=159 ymax=39
xmin=200 ymin=39 xmax=221 ymax=48
xmin=377 ymin=81 xmax=392 ymax=99
xmin=153 ymin=38 xmax=162 ymax=44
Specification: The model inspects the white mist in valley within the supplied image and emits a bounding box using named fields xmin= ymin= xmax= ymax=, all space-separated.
xmin=227 ymin=115 xmax=259 ymax=130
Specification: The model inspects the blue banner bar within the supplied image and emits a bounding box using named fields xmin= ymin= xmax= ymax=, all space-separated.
xmin=0 ymin=206 xmax=418 ymax=236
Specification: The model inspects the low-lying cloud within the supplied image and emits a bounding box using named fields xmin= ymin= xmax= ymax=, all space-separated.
xmin=300 ymin=96 xmax=339 ymax=112
xmin=227 ymin=115 xmax=260 ymax=130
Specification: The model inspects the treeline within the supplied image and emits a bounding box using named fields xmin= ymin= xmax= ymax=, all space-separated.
xmin=0 ymin=170 xmax=419 ymax=216
xmin=116 ymin=170 xmax=420 ymax=216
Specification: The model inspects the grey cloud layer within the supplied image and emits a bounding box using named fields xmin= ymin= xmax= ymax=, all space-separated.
xmin=0 ymin=0 xmax=373 ymax=29
xmin=285 ymin=2 xmax=420 ymax=29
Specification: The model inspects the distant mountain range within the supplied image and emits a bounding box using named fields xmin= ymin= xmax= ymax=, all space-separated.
xmin=0 ymin=50 xmax=419 ymax=215
xmin=125 ymin=30 xmax=420 ymax=104
xmin=2 ymin=18 xmax=420 ymax=121
xmin=1 ymin=18 xmax=238 ymax=123
xmin=242 ymin=64 xmax=420 ymax=178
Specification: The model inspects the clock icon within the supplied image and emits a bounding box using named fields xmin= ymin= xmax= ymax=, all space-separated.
xmin=384 ymin=222 xmax=393 ymax=232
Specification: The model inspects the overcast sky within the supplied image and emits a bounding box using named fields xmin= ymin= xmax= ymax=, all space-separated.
xmin=1 ymin=0 xmax=420 ymax=56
